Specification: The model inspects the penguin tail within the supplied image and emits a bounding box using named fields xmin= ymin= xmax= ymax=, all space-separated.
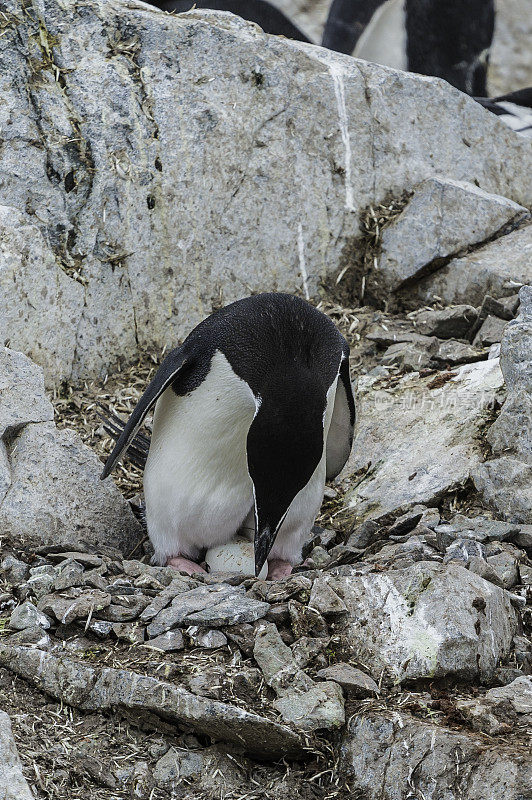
xmin=96 ymin=404 xmax=151 ymax=472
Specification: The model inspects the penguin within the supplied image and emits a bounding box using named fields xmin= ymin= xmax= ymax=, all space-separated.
xmin=322 ymin=0 xmax=494 ymax=96
xmin=101 ymin=293 xmax=355 ymax=580
xmin=474 ymin=88 xmax=532 ymax=139
xmin=148 ymin=0 xmax=312 ymax=43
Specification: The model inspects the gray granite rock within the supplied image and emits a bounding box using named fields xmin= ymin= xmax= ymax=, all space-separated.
xmin=410 ymin=305 xmax=478 ymax=339
xmin=473 ymin=314 xmax=508 ymax=346
xmin=486 ymin=676 xmax=532 ymax=715
xmin=1 ymin=0 xmax=531 ymax=386
xmin=153 ymin=745 xmax=244 ymax=793
xmin=0 ymin=710 xmax=35 ymax=800
xmin=9 ymin=601 xmax=52 ymax=631
xmin=253 ymin=621 xmax=313 ymax=697
xmin=186 ymin=627 xmax=228 ymax=649
xmin=273 ymin=681 xmax=345 ymax=732
xmin=0 ymin=556 xmax=29 ymax=584
xmin=380 ymin=337 xmax=439 ymax=371
xmin=434 ymin=339 xmax=489 ymax=365
xmin=320 ymin=562 xmax=517 ymax=682
xmin=316 ymin=663 xmax=379 ymax=697
xmin=375 ymin=177 xmax=527 ymax=292
xmin=0 ymin=645 xmax=305 ymax=758
xmin=143 ymin=630 xmax=185 ymax=653
xmin=341 ymin=710 xmax=532 ymax=799
xmin=38 ymin=590 xmax=111 ymax=625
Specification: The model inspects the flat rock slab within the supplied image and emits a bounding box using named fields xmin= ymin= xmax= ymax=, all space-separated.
xmin=322 ymin=562 xmax=517 ymax=682
xmin=1 ymin=0 xmax=531 ymax=386
xmin=343 ymin=358 xmax=505 ymax=520
xmin=0 ymin=645 xmax=305 ymax=759
xmin=147 ymin=584 xmax=269 ymax=636
xmin=376 ymin=177 xmax=527 ymax=292
xmin=0 ymin=710 xmax=35 ymax=800
xmin=410 ymin=222 xmax=532 ymax=307
xmin=341 ymin=710 xmax=532 ymax=800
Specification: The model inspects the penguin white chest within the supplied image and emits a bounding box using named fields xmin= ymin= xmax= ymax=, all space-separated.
xmin=143 ymin=350 xmax=257 ymax=563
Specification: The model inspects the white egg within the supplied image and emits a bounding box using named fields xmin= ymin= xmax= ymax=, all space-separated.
xmin=205 ymin=536 xmax=268 ymax=580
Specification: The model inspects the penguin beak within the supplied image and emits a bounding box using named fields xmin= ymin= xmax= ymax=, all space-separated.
xmin=254 ymin=523 xmax=276 ymax=578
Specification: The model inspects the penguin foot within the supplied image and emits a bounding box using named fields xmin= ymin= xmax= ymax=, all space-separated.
xmin=266 ymin=559 xmax=293 ymax=581
xmin=166 ymin=556 xmax=207 ymax=575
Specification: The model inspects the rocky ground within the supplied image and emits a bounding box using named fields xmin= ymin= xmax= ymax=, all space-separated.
xmin=0 ymin=0 xmax=531 ymax=798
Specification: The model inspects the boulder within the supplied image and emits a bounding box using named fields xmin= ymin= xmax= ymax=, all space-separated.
xmin=0 ymin=711 xmax=35 ymax=800
xmin=408 ymin=222 xmax=532 ymax=307
xmin=0 ymin=348 xmax=143 ymax=555
xmin=321 ymin=562 xmax=517 ymax=682
xmin=1 ymin=0 xmax=531 ymax=386
xmin=341 ymin=710 xmax=532 ymax=800
xmin=474 ymin=286 xmax=532 ymax=522
xmin=343 ymin=358 xmax=505 ymax=520
xmin=374 ymin=177 xmax=527 ymax=293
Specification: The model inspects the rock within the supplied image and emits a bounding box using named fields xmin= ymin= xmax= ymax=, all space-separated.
xmin=316 ymin=663 xmax=379 ymax=697
xmin=374 ymin=177 xmax=527 ymax=293
xmin=0 ymin=556 xmax=29 ymax=584
xmin=321 ymin=562 xmax=517 ymax=682
xmin=142 ymin=630 xmax=185 ymax=652
xmin=146 ymin=584 xmax=267 ymax=636
xmin=486 ymin=549 xmax=520 ymax=589
xmin=262 ymin=575 xmax=313 ymax=604
xmin=479 ymin=293 xmax=521 ymax=322
xmin=273 ymin=681 xmax=345 ymax=732
xmin=139 ymin=576 xmax=193 ymax=622
xmin=468 ymin=556 xmax=505 ymax=588
xmin=489 ymin=0 xmax=532 ymax=94
xmin=309 ymin=577 xmax=348 ymax=618
xmin=291 ymin=636 xmax=328 ymax=669
xmin=53 ymin=560 xmax=85 ymax=591
xmin=111 ymin=622 xmax=145 ymax=645
xmin=473 ymin=314 xmax=508 ymax=345
xmin=0 ymin=645 xmax=305 ymax=758
xmin=6 ymin=627 xmax=52 ymax=650
xmin=288 ymin=599 xmax=329 ymax=638
xmin=434 ymin=339 xmax=489 ymax=365
xmin=409 ymin=223 xmax=532 ymax=307
xmin=0 ymin=347 xmax=142 ymax=556
xmin=486 ymin=676 xmax=532 ymax=715
xmin=387 ymin=510 xmax=424 ymax=537
xmin=153 ymin=745 xmax=243 ymax=793
xmin=347 ymin=520 xmax=381 ymax=549
xmin=410 ymin=305 xmax=478 ymax=339
xmin=48 ymin=552 xmax=103 ymax=568
xmin=97 ymin=595 xmax=150 ymax=622
xmin=474 ymin=286 xmax=532 ymax=523
xmin=1 ymin=2 xmax=531 ymax=387
xmin=435 ymin=514 xmax=520 ymax=544
xmin=186 ymin=627 xmax=228 ymax=649
xmin=455 ymin=697 xmax=514 ymax=735
xmin=9 ymin=601 xmax=51 ymax=631
xmin=253 ymin=621 xmax=313 ymax=696
xmin=341 ymin=710 xmax=532 ymax=799
xmin=38 ymin=590 xmax=111 ymax=624
xmin=0 ymin=710 xmax=35 ymax=800
xmin=344 ymin=359 xmax=505 ymax=520
xmin=224 ymin=623 xmax=256 ymax=656
xmin=380 ymin=337 xmax=439 ymax=371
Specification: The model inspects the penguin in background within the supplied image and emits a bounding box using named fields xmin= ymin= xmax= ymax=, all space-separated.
xmin=322 ymin=0 xmax=495 ymax=96
xmin=101 ymin=294 xmax=355 ymax=580
xmin=147 ymin=0 xmax=312 ymax=43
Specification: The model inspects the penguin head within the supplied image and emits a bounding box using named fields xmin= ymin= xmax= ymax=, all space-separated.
xmin=246 ymin=380 xmax=326 ymax=577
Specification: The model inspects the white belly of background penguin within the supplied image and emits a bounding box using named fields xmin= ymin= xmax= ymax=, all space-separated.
xmin=101 ymin=293 xmax=355 ymax=580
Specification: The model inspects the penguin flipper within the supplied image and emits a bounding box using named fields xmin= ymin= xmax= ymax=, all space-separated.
xmin=100 ymin=347 xmax=188 ymax=479
xmin=325 ymin=350 xmax=356 ymax=480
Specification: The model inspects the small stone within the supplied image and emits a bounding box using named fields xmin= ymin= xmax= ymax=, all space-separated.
xmin=47 ymin=552 xmax=103 ymax=568
xmin=112 ymin=622 xmax=145 ymax=644
xmin=38 ymin=589 xmax=111 ymax=624
xmin=485 ymin=676 xmax=532 ymax=714
xmin=6 ymin=626 xmax=52 ymax=649
xmin=309 ymin=578 xmax=348 ymax=618
xmin=54 ymin=560 xmax=85 ymax=591
xmin=455 ymin=698 xmax=511 ymax=735
xmin=273 ymin=681 xmax=345 ymax=732
xmin=224 ymin=622 xmax=256 ymax=656
xmin=381 ymin=338 xmax=439 ymax=371
xmin=486 ymin=551 xmax=519 ymax=589
xmin=291 ymin=637 xmax=329 ymax=669
xmin=443 ymin=539 xmax=487 ymax=565
xmin=435 ymin=339 xmax=488 ymax=365
xmin=123 ymin=561 xmax=175 ymax=586
xmin=0 ymin=556 xmax=29 ymax=583
xmin=133 ymin=574 xmax=165 ymax=592
xmin=0 ymin=710 xmax=36 ymax=799
xmin=97 ymin=595 xmax=149 ymax=622
xmin=306 ymin=545 xmax=330 ymax=568
xmin=387 ymin=510 xmax=423 ymax=537
xmin=25 ymin=569 xmax=55 ymax=600
xmin=347 ymin=520 xmax=381 ymax=549
xmin=87 ymin=619 xmax=113 ymax=637
xmin=186 ymin=627 xmax=227 ymax=648
xmin=512 ymin=526 xmax=532 ymax=551
xmin=467 ymin=556 xmax=504 ymax=587
xmin=473 ymin=314 xmax=508 ymax=345
xmin=410 ymin=305 xmax=478 ymax=339
xmin=139 ymin=576 xmax=192 ymax=622
xmin=264 ymin=575 xmax=312 ymax=604
xmin=9 ymin=601 xmax=52 ymax=631
xmin=146 ymin=584 xmax=239 ymax=636
xmin=143 ymin=630 xmax=185 ymax=652
xmin=185 ymin=594 xmax=269 ymax=628
xmin=264 ymin=603 xmax=290 ymax=625
xmin=316 ymin=663 xmax=380 ymax=698
xmin=289 ymin=600 xmax=329 ymax=638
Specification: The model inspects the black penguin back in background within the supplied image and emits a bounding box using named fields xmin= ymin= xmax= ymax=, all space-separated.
xmin=149 ymin=0 xmax=312 ymax=42
xmin=321 ymin=0 xmax=494 ymax=96
xmin=406 ymin=0 xmax=494 ymax=95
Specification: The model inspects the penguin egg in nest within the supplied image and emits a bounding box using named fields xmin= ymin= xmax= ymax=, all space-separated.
xmin=205 ymin=536 xmax=268 ymax=579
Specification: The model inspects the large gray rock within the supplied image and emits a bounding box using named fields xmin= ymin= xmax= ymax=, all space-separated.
xmin=1 ymin=0 xmax=531 ymax=387
xmin=0 ymin=348 xmax=142 ymax=555
xmin=321 ymin=562 xmax=517 ymax=682
xmin=408 ymin=223 xmax=532 ymax=307
xmin=474 ymin=285 xmax=532 ymax=522
xmin=343 ymin=359 xmax=505 ymax=520
xmin=374 ymin=177 xmax=526 ymax=293
xmin=0 ymin=711 xmax=35 ymax=800
xmin=341 ymin=710 xmax=532 ymax=800
xmin=0 ymin=644 xmax=305 ymax=759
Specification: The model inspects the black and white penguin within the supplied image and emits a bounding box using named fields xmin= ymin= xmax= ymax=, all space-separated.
xmin=475 ymin=88 xmax=532 ymax=138
xmin=322 ymin=0 xmax=494 ymax=96
xmin=148 ymin=0 xmax=312 ymax=43
xmin=101 ymin=294 xmax=355 ymax=580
